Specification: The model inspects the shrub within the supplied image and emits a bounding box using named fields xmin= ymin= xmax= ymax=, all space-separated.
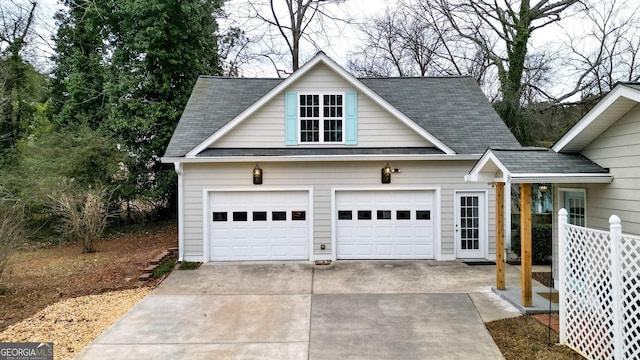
xmin=49 ymin=187 xmax=114 ymax=253
xmin=511 ymin=223 xmax=552 ymax=265
xmin=532 ymin=223 xmax=552 ymax=264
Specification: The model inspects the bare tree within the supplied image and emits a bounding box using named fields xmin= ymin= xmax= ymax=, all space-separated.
xmin=224 ymin=0 xmax=349 ymax=76
xmin=0 ymin=0 xmax=37 ymax=57
xmin=348 ymin=7 xmax=452 ymax=78
xmin=555 ymin=0 xmax=640 ymax=102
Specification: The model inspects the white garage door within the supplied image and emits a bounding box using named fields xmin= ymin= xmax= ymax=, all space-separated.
xmin=336 ymin=190 xmax=435 ymax=259
xmin=209 ymin=191 xmax=309 ymax=261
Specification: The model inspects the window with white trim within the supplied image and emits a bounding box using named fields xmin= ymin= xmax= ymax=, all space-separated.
xmin=562 ymin=190 xmax=586 ymax=226
xmin=299 ymin=93 xmax=344 ymax=143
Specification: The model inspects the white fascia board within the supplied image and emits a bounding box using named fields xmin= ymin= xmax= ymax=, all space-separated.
xmin=553 ymin=85 xmax=640 ymax=152
xmin=465 ymin=149 xmax=510 ymax=183
xmin=162 ymin=154 xmax=479 ymax=164
xmin=509 ymin=173 xmax=613 ymax=184
xmin=185 ymin=52 xmax=456 ymax=157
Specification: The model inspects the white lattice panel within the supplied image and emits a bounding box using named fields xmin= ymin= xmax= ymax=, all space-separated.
xmin=561 ymin=215 xmax=640 ymax=360
xmin=563 ymin=224 xmax=614 ymax=360
xmin=620 ymin=234 xmax=640 ymax=360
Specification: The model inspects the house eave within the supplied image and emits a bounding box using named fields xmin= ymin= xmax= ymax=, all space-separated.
xmin=161 ymin=153 xmax=481 ymax=164
xmin=553 ymin=84 xmax=640 ymax=152
xmin=509 ymin=173 xmax=613 ymax=184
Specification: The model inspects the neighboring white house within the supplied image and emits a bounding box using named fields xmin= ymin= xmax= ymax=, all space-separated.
xmin=467 ymin=82 xmax=640 ymax=288
xmin=161 ymin=52 xmax=523 ymax=263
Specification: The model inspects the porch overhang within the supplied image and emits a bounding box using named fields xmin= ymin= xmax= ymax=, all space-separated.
xmin=465 ymin=148 xmax=613 ymax=185
xmin=465 ymin=147 xmax=612 ymax=309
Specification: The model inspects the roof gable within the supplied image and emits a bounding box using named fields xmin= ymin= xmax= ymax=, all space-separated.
xmin=163 ymin=53 xmax=522 ymax=159
xmin=184 ymin=52 xmax=454 ymax=157
xmin=553 ymin=83 xmax=640 ymax=153
xmin=211 ymin=63 xmax=433 ymax=149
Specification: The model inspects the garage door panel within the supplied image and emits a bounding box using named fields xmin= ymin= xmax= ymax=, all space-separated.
xmin=337 ymin=190 xmax=435 ymax=260
xmin=209 ymin=191 xmax=309 ymax=261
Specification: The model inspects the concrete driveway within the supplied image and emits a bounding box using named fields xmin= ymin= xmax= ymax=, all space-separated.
xmin=75 ymin=261 xmax=522 ymax=359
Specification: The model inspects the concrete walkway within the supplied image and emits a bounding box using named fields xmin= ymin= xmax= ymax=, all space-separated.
xmin=75 ymin=261 xmax=526 ymax=360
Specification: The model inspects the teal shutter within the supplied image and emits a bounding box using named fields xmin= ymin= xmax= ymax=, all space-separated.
xmin=285 ymin=92 xmax=298 ymax=145
xmin=345 ymin=91 xmax=357 ymax=145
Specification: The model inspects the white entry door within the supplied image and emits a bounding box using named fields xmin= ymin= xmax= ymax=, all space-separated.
xmin=455 ymin=192 xmax=486 ymax=259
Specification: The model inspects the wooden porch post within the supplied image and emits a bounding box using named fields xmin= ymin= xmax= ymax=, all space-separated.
xmin=520 ymin=183 xmax=532 ymax=307
xmin=495 ymin=182 xmax=505 ymax=290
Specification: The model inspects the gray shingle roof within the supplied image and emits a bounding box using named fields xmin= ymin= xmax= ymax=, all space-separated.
xmin=360 ymin=77 xmax=521 ymax=154
xmin=163 ymin=75 xmax=521 ymax=158
xmin=490 ymin=148 xmax=608 ymax=174
xmin=164 ymin=77 xmax=282 ymax=157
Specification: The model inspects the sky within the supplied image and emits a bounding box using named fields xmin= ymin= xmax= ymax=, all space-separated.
xmin=23 ymin=0 xmax=612 ymax=103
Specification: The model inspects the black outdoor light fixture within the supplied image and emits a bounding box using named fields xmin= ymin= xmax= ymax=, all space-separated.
xmin=539 ymin=184 xmax=548 ymax=193
xmin=381 ymin=163 xmax=392 ymax=184
xmin=253 ymin=164 xmax=263 ymax=185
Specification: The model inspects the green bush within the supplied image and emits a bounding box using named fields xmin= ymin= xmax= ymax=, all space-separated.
xmin=532 ymin=223 xmax=552 ymax=264
xmin=511 ymin=223 xmax=552 ymax=264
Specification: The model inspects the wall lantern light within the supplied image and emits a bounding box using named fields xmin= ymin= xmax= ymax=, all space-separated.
xmin=253 ymin=164 xmax=263 ymax=185
xmin=539 ymin=184 xmax=548 ymax=193
xmin=381 ymin=163 xmax=392 ymax=184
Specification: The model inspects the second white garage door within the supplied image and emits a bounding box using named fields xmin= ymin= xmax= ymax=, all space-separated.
xmin=209 ymin=191 xmax=309 ymax=261
xmin=336 ymin=190 xmax=435 ymax=259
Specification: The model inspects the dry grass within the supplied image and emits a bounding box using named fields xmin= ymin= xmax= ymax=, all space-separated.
xmin=0 ymin=222 xmax=176 ymax=330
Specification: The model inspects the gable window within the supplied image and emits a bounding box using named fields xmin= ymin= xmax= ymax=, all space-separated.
xmin=299 ymin=94 xmax=343 ymax=143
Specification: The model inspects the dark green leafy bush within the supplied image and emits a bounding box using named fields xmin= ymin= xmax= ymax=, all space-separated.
xmin=511 ymin=223 xmax=552 ymax=264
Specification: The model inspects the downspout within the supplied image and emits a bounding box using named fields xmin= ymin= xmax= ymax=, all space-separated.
xmin=505 ymin=178 xmax=512 ymax=259
xmin=174 ymin=162 xmax=184 ymax=262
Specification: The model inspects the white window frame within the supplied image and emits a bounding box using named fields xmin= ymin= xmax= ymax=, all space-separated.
xmin=298 ymin=92 xmax=345 ymax=144
xmin=558 ymin=188 xmax=587 ymax=226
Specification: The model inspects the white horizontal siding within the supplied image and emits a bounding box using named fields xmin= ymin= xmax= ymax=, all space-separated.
xmin=180 ymin=160 xmax=494 ymax=260
xmin=581 ymin=104 xmax=640 ymax=236
xmin=212 ymin=63 xmax=431 ymax=149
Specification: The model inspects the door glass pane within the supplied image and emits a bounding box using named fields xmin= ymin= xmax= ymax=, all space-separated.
xmin=564 ymin=191 xmax=586 ymax=226
xmin=338 ymin=210 xmax=352 ymax=220
xmin=397 ymin=210 xmax=411 ymax=220
xmin=377 ymin=210 xmax=391 ymax=219
xmin=459 ymin=195 xmax=480 ymax=250
xmin=272 ymin=211 xmax=286 ymax=221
